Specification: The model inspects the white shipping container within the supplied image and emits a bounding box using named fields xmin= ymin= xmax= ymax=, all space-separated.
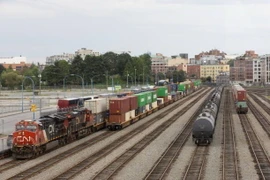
xmin=84 ymin=98 xmax=107 ymax=114
xmin=125 ymin=111 xmax=131 ymax=121
xmin=152 ymin=101 xmax=158 ymax=108
xmin=168 ymin=95 xmax=172 ymax=100
xmin=145 ymin=104 xmax=150 ymax=111
xmin=130 ymin=110 xmax=135 ymax=118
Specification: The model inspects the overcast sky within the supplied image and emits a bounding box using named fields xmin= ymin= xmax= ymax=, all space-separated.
xmin=1 ymin=0 xmax=270 ymax=64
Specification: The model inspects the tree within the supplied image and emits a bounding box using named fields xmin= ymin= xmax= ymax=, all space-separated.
xmin=206 ymin=76 xmax=212 ymax=82
xmin=227 ymin=59 xmax=234 ymax=67
xmin=0 ymin=64 xmax=5 ymax=75
xmin=1 ymin=71 xmax=22 ymax=89
xmin=70 ymin=55 xmax=84 ymax=76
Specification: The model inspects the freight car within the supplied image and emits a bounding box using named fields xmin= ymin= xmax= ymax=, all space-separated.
xmin=12 ymin=108 xmax=96 ymax=159
xmin=232 ymin=84 xmax=248 ymax=114
xmin=107 ymin=81 xmax=198 ymax=130
xmin=57 ymin=95 xmax=99 ymax=110
xmin=192 ymin=86 xmax=223 ymax=145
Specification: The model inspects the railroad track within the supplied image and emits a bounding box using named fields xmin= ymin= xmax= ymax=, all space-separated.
xmin=239 ymin=113 xmax=270 ymax=179
xmin=93 ymin=92 xmax=207 ymax=180
xmin=248 ymin=93 xmax=270 ymax=116
xmin=222 ymin=89 xmax=239 ymax=180
xmin=247 ymin=96 xmax=270 ymax=137
xmin=143 ymin=101 xmax=203 ymax=179
xmin=182 ymin=146 xmax=208 ymax=180
xmin=54 ymin=89 xmax=210 ymax=180
xmin=0 ymin=159 xmax=26 ymax=173
xmin=6 ymin=88 xmax=208 ymax=179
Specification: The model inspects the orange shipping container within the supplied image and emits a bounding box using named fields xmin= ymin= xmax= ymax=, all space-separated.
xmin=109 ymin=114 xmax=126 ymax=123
xmin=129 ymin=96 xmax=138 ymax=110
xmin=109 ymin=97 xmax=130 ymax=114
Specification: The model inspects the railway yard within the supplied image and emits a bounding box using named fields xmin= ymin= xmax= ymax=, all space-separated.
xmin=1 ymin=86 xmax=270 ymax=180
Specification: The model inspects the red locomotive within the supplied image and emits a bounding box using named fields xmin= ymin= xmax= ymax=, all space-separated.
xmin=12 ymin=108 xmax=94 ymax=159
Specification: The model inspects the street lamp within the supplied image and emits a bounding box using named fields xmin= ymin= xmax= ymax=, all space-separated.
xmin=91 ymin=74 xmax=102 ymax=95
xmin=22 ymin=76 xmax=35 ymax=120
xmin=126 ymin=72 xmax=129 ymax=88
xmin=135 ymin=68 xmax=137 ymax=86
xmin=38 ymin=74 xmax=42 ymax=95
xmin=110 ymin=76 xmax=114 ymax=92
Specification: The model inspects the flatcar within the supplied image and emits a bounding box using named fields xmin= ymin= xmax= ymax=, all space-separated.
xmin=232 ymin=84 xmax=248 ymax=114
xmin=192 ymin=86 xmax=223 ymax=145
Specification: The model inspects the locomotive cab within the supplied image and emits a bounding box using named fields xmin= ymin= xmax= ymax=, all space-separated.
xmin=12 ymin=120 xmax=47 ymax=159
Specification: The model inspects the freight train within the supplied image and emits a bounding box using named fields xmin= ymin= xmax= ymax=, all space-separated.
xmin=232 ymin=84 xmax=248 ymax=114
xmin=12 ymin=80 xmax=202 ymax=159
xmin=192 ymin=85 xmax=223 ymax=145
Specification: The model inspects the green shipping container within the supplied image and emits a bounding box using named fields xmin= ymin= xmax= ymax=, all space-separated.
xmin=157 ymin=87 xmax=168 ymax=97
xmin=144 ymin=92 xmax=152 ymax=104
xmin=178 ymin=84 xmax=186 ymax=91
xmin=151 ymin=91 xmax=157 ymax=102
xmin=134 ymin=93 xmax=146 ymax=107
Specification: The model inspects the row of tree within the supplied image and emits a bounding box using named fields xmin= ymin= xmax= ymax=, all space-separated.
xmin=0 ymin=52 xmax=189 ymax=90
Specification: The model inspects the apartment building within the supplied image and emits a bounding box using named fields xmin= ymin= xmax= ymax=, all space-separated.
xmin=260 ymin=54 xmax=270 ymax=85
xmin=46 ymin=53 xmax=75 ymax=66
xmin=253 ymin=58 xmax=262 ymax=85
xmin=0 ymin=56 xmax=31 ymax=71
xmin=187 ymin=65 xmax=200 ymax=79
xmin=200 ymin=64 xmax=230 ymax=83
xmin=151 ymin=53 xmax=168 ymax=74
xmin=75 ymin=48 xmax=100 ymax=60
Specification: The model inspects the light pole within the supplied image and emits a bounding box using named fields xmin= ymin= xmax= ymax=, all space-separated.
xmin=111 ymin=76 xmax=114 ymax=92
xmin=126 ymin=72 xmax=129 ymax=88
xmin=91 ymin=74 xmax=101 ymax=95
xmin=22 ymin=76 xmax=35 ymax=120
xmin=64 ymin=74 xmax=84 ymax=97
xmin=38 ymin=74 xmax=42 ymax=95
xmin=63 ymin=75 xmax=68 ymax=98
xmin=143 ymin=67 xmax=144 ymax=86
xmin=135 ymin=68 xmax=137 ymax=86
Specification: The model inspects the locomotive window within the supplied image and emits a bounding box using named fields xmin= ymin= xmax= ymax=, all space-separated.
xmin=26 ymin=125 xmax=37 ymax=132
xmin=16 ymin=125 xmax=25 ymax=130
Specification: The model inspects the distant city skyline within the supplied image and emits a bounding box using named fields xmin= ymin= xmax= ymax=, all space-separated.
xmin=1 ymin=0 xmax=270 ymax=64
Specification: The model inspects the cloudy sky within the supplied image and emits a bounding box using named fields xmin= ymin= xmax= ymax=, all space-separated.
xmin=1 ymin=0 xmax=270 ymax=64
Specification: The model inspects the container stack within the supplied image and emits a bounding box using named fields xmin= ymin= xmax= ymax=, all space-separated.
xmin=134 ymin=93 xmax=146 ymax=115
xmin=151 ymin=91 xmax=158 ymax=110
xmin=156 ymin=86 xmax=168 ymax=106
xmin=109 ymin=97 xmax=130 ymax=124
xmin=84 ymin=98 xmax=108 ymax=129
xmin=178 ymin=83 xmax=186 ymax=96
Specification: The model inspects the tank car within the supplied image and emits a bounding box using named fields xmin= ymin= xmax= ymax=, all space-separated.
xmin=192 ymin=86 xmax=223 ymax=145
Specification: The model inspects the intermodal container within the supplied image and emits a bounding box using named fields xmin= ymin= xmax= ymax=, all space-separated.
xmin=151 ymin=91 xmax=157 ymax=102
xmin=152 ymin=101 xmax=158 ymax=109
xmin=134 ymin=93 xmax=146 ymax=107
xmin=109 ymin=97 xmax=130 ymax=114
xmin=144 ymin=92 xmax=152 ymax=104
xmin=84 ymin=98 xmax=107 ymax=114
xmin=109 ymin=114 xmax=125 ymax=123
xmin=178 ymin=84 xmax=186 ymax=91
xmin=145 ymin=104 xmax=150 ymax=111
xmin=125 ymin=111 xmax=131 ymax=121
xmin=157 ymin=87 xmax=168 ymax=97
xmin=157 ymin=98 xmax=164 ymax=105
xmin=130 ymin=110 xmax=135 ymax=118
xmin=129 ymin=96 xmax=138 ymax=110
